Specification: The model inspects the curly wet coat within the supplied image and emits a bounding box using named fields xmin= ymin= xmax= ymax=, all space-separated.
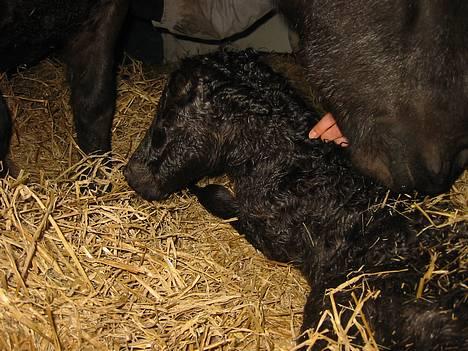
xmin=125 ymin=50 xmax=467 ymax=350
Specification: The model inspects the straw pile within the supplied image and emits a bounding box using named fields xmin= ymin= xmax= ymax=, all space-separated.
xmin=0 ymin=55 xmax=466 ymax=351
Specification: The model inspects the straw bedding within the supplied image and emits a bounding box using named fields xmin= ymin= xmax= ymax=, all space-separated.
xmin=0 ymin=56 xmax=466 ymax=351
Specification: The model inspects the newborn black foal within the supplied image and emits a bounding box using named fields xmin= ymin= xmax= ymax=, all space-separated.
xmin=125 ymin=50 xmax=467 ymax=350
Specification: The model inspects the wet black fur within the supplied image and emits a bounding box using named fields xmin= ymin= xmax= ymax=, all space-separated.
xmin=278 ymin=0 xmax=468 ymax=194
xmin=125 ymin=50 xmax=467 ymax=350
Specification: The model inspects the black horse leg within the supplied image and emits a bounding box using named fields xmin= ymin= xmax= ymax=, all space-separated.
xmin=0 ymin=92 xmax=12 ymax=176
xmin=66 ymin=0 xmax=129 ymax=156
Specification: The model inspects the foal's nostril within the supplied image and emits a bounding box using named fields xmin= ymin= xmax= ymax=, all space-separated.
xmin=124 ymin=159 xmax=154 ymax=185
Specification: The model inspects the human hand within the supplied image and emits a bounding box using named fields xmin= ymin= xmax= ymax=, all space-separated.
xmin=309 ymin=112 xmax=349 ymax=147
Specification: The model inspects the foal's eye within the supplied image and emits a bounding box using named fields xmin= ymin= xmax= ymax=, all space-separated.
xmin=151 ymin=128 xmax=166 ymax=149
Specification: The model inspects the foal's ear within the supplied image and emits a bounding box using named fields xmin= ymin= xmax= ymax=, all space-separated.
xmin=166 ymin=71 xmax=196 ymax=105
xmin=150 ymin=126 xmax=167 ymax=150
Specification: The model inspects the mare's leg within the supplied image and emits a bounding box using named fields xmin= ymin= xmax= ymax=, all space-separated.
xmin=0 ymin=92 xmax=12 ymax=176
xmin=66 ymin=0 xmax=129 ymax=156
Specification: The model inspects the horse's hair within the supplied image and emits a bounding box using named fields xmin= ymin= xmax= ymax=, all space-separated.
xmin=125 ymin=50 xmax=467 ymax=350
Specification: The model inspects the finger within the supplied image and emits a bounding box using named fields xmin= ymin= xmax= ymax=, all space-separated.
xmin=320 ymin=123 xmax=343 ymax=142
xmin=320 ymin=124 xmax=349 ymax=147
xmin=309 ymin=112 xmax=337 ymax=139
xmin=319 ymin=122 xmax=349 ymax=147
